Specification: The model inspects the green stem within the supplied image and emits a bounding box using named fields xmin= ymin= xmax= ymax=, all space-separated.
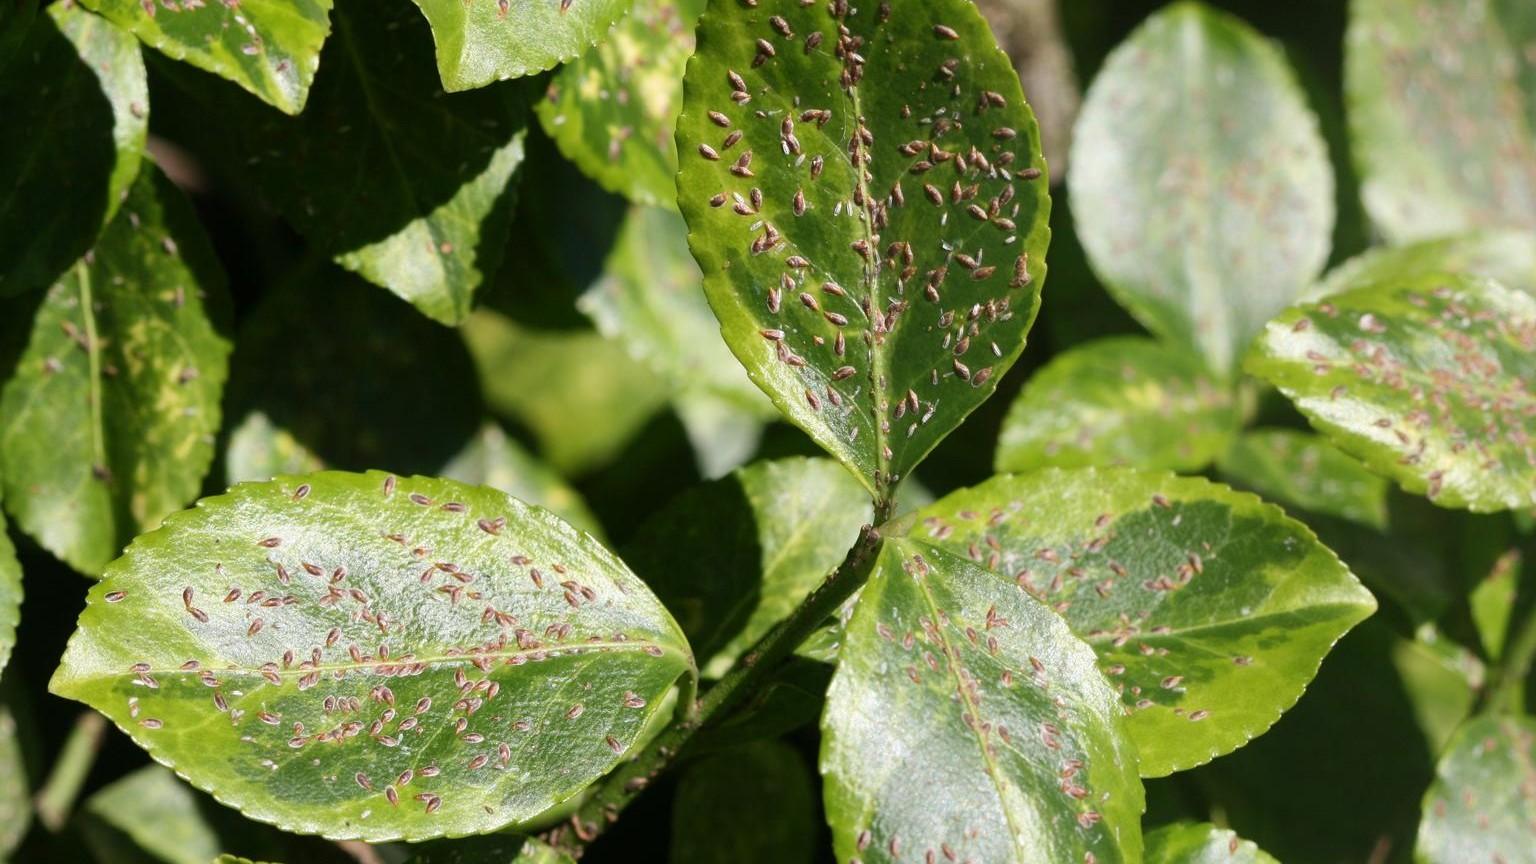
xmin=1488 ymin=600 xmax=1536 ymax=715
xmin=546 ymin=524 xmax=884 ymax=855
xmin=35 ymin=710 xmax=107 ymax=831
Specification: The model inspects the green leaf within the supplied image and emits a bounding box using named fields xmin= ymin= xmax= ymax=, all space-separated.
xmin=913 ymin=467 xmax=1376 ymax=776
xmin=49 ymin=470 xmax=693 ymax=842
xmin=537 ymin=0 xmax=706 ymax=208
xmin=0 ymin=2 xmax=147 ymax=298
xmin=79 ymin=765 xmax=292 ymax=864
xmin=822 ymin=538 xmax=1144 ymax=863
xmin=677 ymin=0 xmax=1051 ymax=502
xmin=1347 ymin=0 xmax=1536 ymax=243
xmin=78 ymin=0 xmax=331 ymax=115
xmin=1415 ymin=713 xmax=1536 ymax=864
xmin=165 ymin=0 xmax=528 ymax=325
xmin=0 ymin=166 xmax=231 ymax=577
xmin=1470 ymin=550 xmax=1522 ymax=663
xmin=438 ymin=423 xmax=605 ymax=540
xmin=623 ymin=457 xmax=870 ymax=676
xmin=0 ymin=697 xmax=29 ymax=858
xmin=1393 ymin=626 xmax=1481 ymax=755
xmin=995 ymin=336 xmax=1239 ymax=474
xmin=463 ymin=310 xmax=671 ymax=476
xmin=671 ymin=740 xmax=815 ymax=864
xmin=406 ymin=835 xmax=575 ymax=864
xmin=1143 ymin=822 xmax=1277 ymax=864
xmin=0 ymin=500 xmax=18 ymax=678
xmin=409 ymin=0 xmax=635 ymax=92
xmin=1245 ymin=272 xmax=1536 ymax=513
xmin=1311 ymin=231 xmax=1536 ymax=301
xmin=688 ymin=658 xmax=830 ymax=755
xmin=1217 ymin=429 xmax=1390 ymax=530
xmin=1069 ymin=2 xmax=1334 ymax=373
xmin=224 ymin=263 xmax=481 ymax=480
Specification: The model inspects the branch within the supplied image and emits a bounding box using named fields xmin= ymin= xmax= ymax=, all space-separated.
xmin=545 ymin=523 xmax=884 ymax=855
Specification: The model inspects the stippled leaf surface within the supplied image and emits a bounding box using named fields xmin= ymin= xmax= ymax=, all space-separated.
xmin=537 ymin=0 xmax=706 ymax=208
xmin=677 ymin=0 xmax=1050 ymax=501
xmin=168 ymin=0 xmax=528 ymax=325
xmin=49 ymin=471 xmax=693 ymax=842
xmin=1144 ymin=822 xmax=1278 ymax=864
xmin=1245 ymin=273 xmax=1536 ymax=513
xmin=995 ymin=336 xmax=1239 ymax=474
xmin=410 ymin=0 xmax=634 ymax=92
xmin=1069 ymin=2 xmax=1333 ymax=373
xmin=79 ymin=0 xmax=331 ymax=115
xmin=0 ymin=167 xmax=230 ymax=577
xmin=1217 ymin=429 xmax=1390 ymax=530
xmin=670 ymin=740 xmax=816 ymax=864
xmin=1416 ymin=713 xmax=1536 ymax=864
xmin=1347 ymin=0 xmax=1536 ymax=243
xmin=623 ymin=457 xmax=870 ymax=677
xmin=224 ymin=264 xmax=481 ymax=481
xmin=913 ymin=468 xmax=1375 ymax=776
xmin=822 ymin=538 xmax=1143 ymax=863
xmin=0 ymin=3 xmax=146 ymax=298
xmin=1311 ymin=231 xmax=1536 ymax=301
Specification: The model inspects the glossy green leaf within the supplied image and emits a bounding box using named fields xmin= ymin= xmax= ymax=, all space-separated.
xmin=822 ymin=538 xmax=1144 ymax=863
xmin=1069 ymin=2 xmax=1334 ymax=373
xmin=0 ymin=166 xmax=230 ymax=577
xmin=406 ymin=835 xmax=575 ymax=864
xmin=671 ymin=740 xmax=815 ymax=864
xmin=50 ymin=471 xmax=693 ymax=842
xmin=624 ymin=457 xmax=870 ymax=677
xmin=1217 ymin=429 xmax=1390 ymax=530
xmin=1347 ymin=0 xmax=1536 ymax=243
xmin=224 ymin=263 xmax=481 ymax=481
xmin=0 ymin=3 xmax=147 ymax=298
xmin=995 ymin=336 xmax=1239 ymax=474
xmin=409 ymin=0 xmax=634 ymax=92
xmin=79 ymin=0 xmax=330 ymax=115
xmin=537 ymin=0 xmax=706 ymax=208
xmin=0 ymin=502 xmax=18 ymax=678
xmin=1311 ymin=231 xmax=1536 ymax=301
xmin=677 ymin=0 xmax=1051 ymax=502
xmin=914 ymin=468 xmax=1376 ymax=776
xmin=463 ymin=310 xmax=670 ymax=476
xmin=1416 ymin=713 xmax=1536 ymax=864
xmin=0 ymin=697 xmax=28 ymax=857
xmin=1143 ymin=822 xmax=1278 ymax=864
xmin=1245 ymin=273 xmax=1536 ymax=513
xmin=167 ymin=0 xmax=528 ymax=325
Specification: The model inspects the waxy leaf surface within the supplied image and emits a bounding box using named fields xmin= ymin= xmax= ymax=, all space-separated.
xmin=1069 ymin=2 xmax=1333 ymax=373
xmin=623 ymin=457 xmax=869 ymax=676
xmin=1144 ymin=822 xmax=1278 ymax=864
xmin=914 ymin=468 xmax=1375 ymax=776
xmin=0 ymin=167 xmax=231 ymax=577
xmin=537 ymin=0 xmax=707 ymax=208
xmin=0 ymin=3 xmax=147 ymax=298
xmin=50 ymin=471 xmax=692 ymax=841
xmin=172 ymin=0 xmax=528 ymax=324
xmin=410 ymin=0 xmax=634 ymax=92
xmin=995 ymin=336 xmax=1238 ymax=474
xmin=1217 ymin=429 xmax=1389 ymax=530
xmin=80 ymin=0 xmax=331 ymax=115
xmin=1311 ymin=231 xmax=1536 ymax=301
xmin=822 ymin=539 xmax=1143 ymax=863
xmin=671 ymin=740 xmax=816 ymax=864
xmin=1416 ymin=713 xmax=1536 ymax=864
xmin=1246 ymin=273 xmax=1536 ymax=513
xmin=677 ymin=0 xmax=1051 ymax=501
xmin=1347 ymin=0 xmax=1536 ymax=243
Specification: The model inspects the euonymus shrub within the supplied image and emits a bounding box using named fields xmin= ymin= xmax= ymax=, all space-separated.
xmin=1 ymin=0 xmax=1533 ymax=861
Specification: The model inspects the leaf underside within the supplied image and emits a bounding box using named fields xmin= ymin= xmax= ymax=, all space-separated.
xmin=0 ymin=3 xmax=147 ymax=298
xmin=995 ymin=336 xmax=1238 ymax=474
xmin=50 ymin=471 xmax=692 ymax=842
xmin=410 ymin=0 xmax=635 ymax=92
xmin=79 ymin=0 xmax=332 ymax=115
xmin=1069 ymin=2 xmax=1334 ymax=374
xmin=1246 ymin=273 xmax=1536 ymax=513
xmin=1415 ymin=713 xmax=1536 ymax=864
xmin=677 ymin=0 xmax=1051 ymax=501
xmin=0 ymin=166 xmax=231 ymax=577
xmin=822 ymin=538 xmax=1144 ymax=864
xmin=913 ymin=467 xmax=1376 ymax=776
